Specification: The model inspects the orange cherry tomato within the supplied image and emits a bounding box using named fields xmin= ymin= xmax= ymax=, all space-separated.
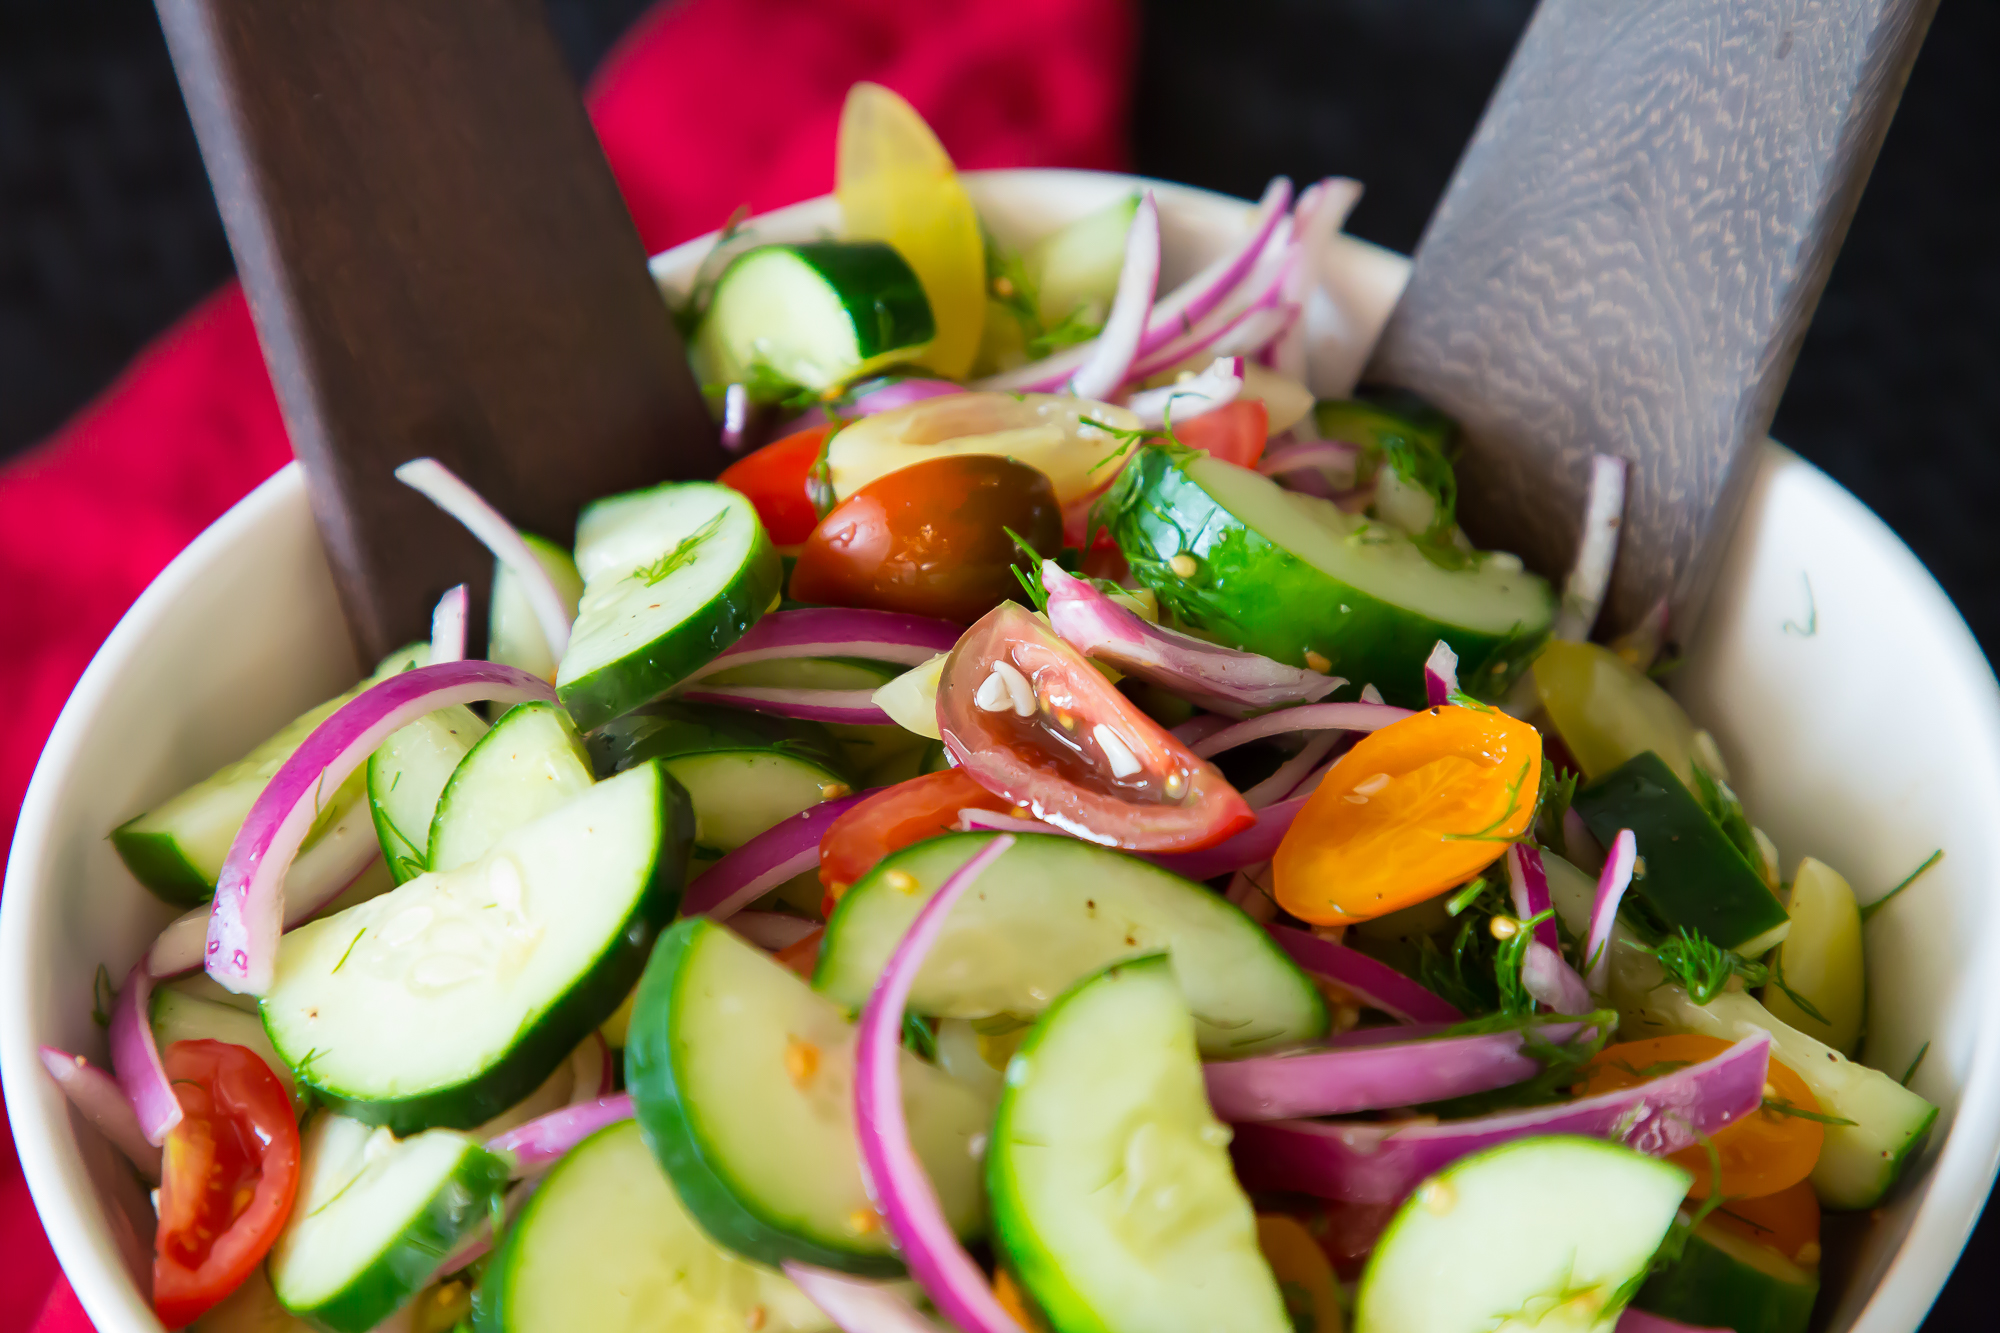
xmin=1708 ymin=1179 xmax=1822 ymax=1267
xmin=937 ymin=602 xmax=1255 ymax=852
xmin=1577 ymin=1034 xmax=1825 ymax=1199
xmin=818 ymin=768 xmax=1021 ymax=915
xmin=153 ymin=1040 xmax=302 ymax=1328
xmin=718 ymin=424 xmax=833 ymax=547
xmin=1257 ymin=1214 xmax=1344 ymax=1333
xmin=1173 ymin=398 xmax=1270 ymax=468
xmin=1272 ymin=704 xmax=1542 ymax=924
xmin=790 ymin=454 xmax=1063 ymax=623
xmin=775 ymin=926 xmax=825 ymax=979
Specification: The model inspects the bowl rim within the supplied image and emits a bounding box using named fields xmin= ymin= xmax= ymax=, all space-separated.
xmin=6 ymin=167 xmax=1997 ymax=1333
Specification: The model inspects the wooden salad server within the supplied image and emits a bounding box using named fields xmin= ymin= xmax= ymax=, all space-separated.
xmin=1367 ymin=0 xmax=1936 ymax=644
xmin=154 ymin=0 xmax=726 ymax=662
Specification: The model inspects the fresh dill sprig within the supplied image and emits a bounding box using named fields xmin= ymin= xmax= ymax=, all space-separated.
xmin=1901 ymin=1041 xmax=1931 ymax=1087
xmin=1638 ymin=925 xmax=1830 ymax=1024
xmin=1535 ymin=766 xmax=1580 ymax=860
xmin=1760 ymin=1097 xmax=1857 ymax=1127
xmin=902 ymin=1012 xmax=938 ymax=1061
xmin=1492 ymin=907 xmax=1555 ymax=1019
xmin=1006 ymin=528 xmax=1051 ymax=613
xmin=1445 ymin=874 xmax=1505 ymax=918
xmin=1860 ymin=848 xmax=1943 ymax=923
xmin=632 ymin=510 xmax=726 ymax=586
xmin=90 ymin=963 xmax=115 ymax=1029
xmin=1439 ymin=756 xmax=1536 ymax=845
xmin=1420 ymin=1010 xmax=1613 ymax=1117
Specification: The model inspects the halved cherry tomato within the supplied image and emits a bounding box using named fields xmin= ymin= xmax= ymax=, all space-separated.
xmin=937 ymin=602 xmax=1254 ymax=852
xmin=790 ymin=454 xmax=1061 ymax=622
xmin=154 ymin=1039 xmax=302 ymax=1329
xmin=818 ymin=768 xmax=1021 ymax=914
xmin=717 ymin=423 xmax=832 ymax=547
xmin=1576 ymin=1034 xmax=1825 ymax=1199
xmin=1257 ymin=1214 xmax=1344 ymax=1333
xmin=1708 ymin=1179 xmax=1822 ymax=1267
xmin=775 ymin=926 xmax=825 ymax=979
xmin=1273 ymin=704 xmax=1542 ymax=924
xmin=1173 ymin=398 xmax=1270 ymax=468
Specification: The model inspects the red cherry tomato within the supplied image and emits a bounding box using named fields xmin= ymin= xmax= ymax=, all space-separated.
xmin=937 ymin=602 xmax=1254 ymax=852
xmin=153 ymin=1040 xmax=302 ymax=1329
xmin=718 ymin=424 xmax=832 ymax=547
xmin=790 ymin=454 xmax=1062 ymax=623
xmin=1064 ymin=400 xmax=1272 ymax=550
xmin=1173 ymin=398 xmax=1269 ymax=468
xmin=819 ymin=768 xmax=1021 ymax=914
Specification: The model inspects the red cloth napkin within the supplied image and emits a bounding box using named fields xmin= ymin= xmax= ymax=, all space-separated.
xmin=0 ymin=1 xmax=1133 ymax=1326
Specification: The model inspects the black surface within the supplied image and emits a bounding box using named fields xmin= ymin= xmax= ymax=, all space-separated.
xmin=1 ymin=0 xmax=1994 ymax=1324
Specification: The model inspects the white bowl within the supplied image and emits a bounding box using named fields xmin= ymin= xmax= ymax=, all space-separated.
xmin=6 ymin=170 xmax=1997 ymax=1333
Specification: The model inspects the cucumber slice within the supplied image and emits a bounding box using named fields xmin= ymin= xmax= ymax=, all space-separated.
xmin=474 ymin=1120 xmax=835 ymax=1333
xmin=1025 ymin=193 xmax=1139 ymax=330
xmin=1573 ymin=751 xmax=1790 ymax=955
xmin=1100 ymin=446 xmax=1554 ymax=707
xmin=149 ymin=986 xmax=299 ymax=1107
xmin=1635 ymin=1219 xmax=1818 ymax=1333
xmin=559 ymin=481 xmax=782 ymax=730
xmin=695 ymin=241 xmax=936 ymax=393
xmin=624 ymin=917 xmax=991 ymax=1275
xmin=426 ymin=702 xmax=593 ymax=874
xmin=989 ymin=954 xmax=1290 ymax=1333
xmin=264 ymin=761 xmax=692 ymax=1132
xmin=814 ymin=832 xmax=1325 ymax=1056
xmin=369 ymin=705 xmax=488 ymax=883
xmin=112 ymin=645 xmax=431 ymax=905
xmin=488 ymin=533 xmax=583 ymax=681
xmin=590 ymin=701 xmax=852 ymax=863
xmin=270 ymin=1112 xmax=509 ymax=1333
xmin=1356 ymin=1136 xmax=1689 ymax=1333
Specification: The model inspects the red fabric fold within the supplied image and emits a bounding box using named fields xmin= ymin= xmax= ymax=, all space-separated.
xmin=0 ymin=0 xmax=1133 ymax=1327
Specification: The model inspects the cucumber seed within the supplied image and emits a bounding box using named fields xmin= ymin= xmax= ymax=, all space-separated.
xmin=885 ymin=869 xmax=920 ymax=895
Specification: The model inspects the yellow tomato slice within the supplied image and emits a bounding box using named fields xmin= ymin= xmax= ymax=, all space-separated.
xmin=1272 ymin=704 xmax=1542 ymax=924
xmin=837 ymin=82 xmax=986 ymax=380
xmin=1578 ymin=1034 xmax=1825 ymax=1200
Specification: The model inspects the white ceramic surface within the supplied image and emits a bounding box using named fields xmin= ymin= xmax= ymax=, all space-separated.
xmin=6 ymin=170 xmax=1996 ymax=1333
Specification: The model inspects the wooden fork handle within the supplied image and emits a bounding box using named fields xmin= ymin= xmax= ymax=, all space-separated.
xmin=1367 ymin=0 xmax=1936 ymax=642
xmin=156 ymin=0 xmax=724 ymax=660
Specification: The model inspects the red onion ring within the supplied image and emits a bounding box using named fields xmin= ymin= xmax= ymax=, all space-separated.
xmin=396 ymin=458 xmax=572 ymax=661
xmin=1065 ymin=193 xmax=1161 ymax=402
xmin=1554 ymin=454 xmax=1629 ymax=641
xmin=484 ymin=1093 xmax=636 ymax=1176
xmin=39 ymin=1046 xmax=163 ymax=1180
xmin=1188 ymin=701 xmax=1410 ymax=759
xmin=853 ymin=835 xmax=1023 ymax=1333
xmin=1263 ymin=925 xmax=1464 ymax=1026
xmin=1230 ymin=1032 xmax=1770 ymax=1205
xmin=429 ymin=583 xmax=469 ymax=665
xmin=677 ymin=685 xmax=888 ymax=725
xmin=680 ymin=793 xmax=869 ymax=920
xmin=1586 ymin=829 xmax=1639 ymax=995
xmin=680 ymin=608 xmax=962 ymax=686
xmin=1259 ymin=439 xmax=1361 ymax=490
xmin=1144 ymin=795 xmax=1308 ymax=881
xmin=145 ymin=824 xmax=381 ymax=979
xmin=107 ymin=962 xmax=179 ymax=1145
xmin=1203 ymin=1022 xmax=1590 ymax=1122
xmin=727 ymin=910 xmax=825 ymax=952
xmin=1423 ymin=640 xmax=1459 ymax=706
xmin=206 ymin=660 xmax=558 ymax=995
xmin=784 ymin=1263 xmax=953 ymax=1333
xmin=1122 ymin=215 xmax=1294 ymax=382
xmin=1124 ymin=356 xmax=1244 ymax=429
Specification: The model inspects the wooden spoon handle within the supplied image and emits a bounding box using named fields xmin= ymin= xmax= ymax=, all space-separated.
xmin=1366 ymin=0 xmax=1936 ymax=641
xmin=156 ymin=0 xmax=724 ymax=661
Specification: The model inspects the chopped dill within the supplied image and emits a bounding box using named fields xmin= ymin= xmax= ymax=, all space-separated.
xmin=1860 ymin=848 xmax=1943 ymax=923
xmin=90 ymin=963 xmax=114 ymax=1029
xmin=1637 ymin=925 xmax=1830 ymax=1024
xmin=632 ymin=510 xmax=726 ymax=587
xmin=1901 ymin=1041 xmax=1931 ymax=1087
xmin=1760 ymin=1098 xmax=1857 ymax=1127
xmin=1006 ymin=528 xmax=1051 ymax=613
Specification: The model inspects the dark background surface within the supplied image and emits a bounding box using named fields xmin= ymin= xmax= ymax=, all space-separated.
xmin=1 ymin=0 xmax=1993 ymax=1324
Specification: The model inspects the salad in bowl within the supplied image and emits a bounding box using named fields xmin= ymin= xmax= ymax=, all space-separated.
xmin=20 ymin=84 xmax=1957 ymax=1333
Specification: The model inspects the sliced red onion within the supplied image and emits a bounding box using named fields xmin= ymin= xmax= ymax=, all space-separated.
xmin=440 ymin=1177 xmax=535 ymax=1275
xmin=1521 ymin=942 xmax=1594 ymax=1016
xmin=1264 ymin=925 xmax=1464 ymax=1025
xmin=40 ymin=1046 xmax=163 ymax=1180
xmin=207 ymin=661 xmax=558 ymax=994
xmin=977 ymin=178 xmax=1293 ymax=394
xmin=430 ymin=583 xmax=469 ymax=665
xmin=719 ymin=382 xmax=758 ymax=454
xmin=788 ymin=378 xmax=966 ymax=433
xmin=1171 ymin=714 xmax=1233 ymax=747
xmin=854 ymin=835 xmax=1023 ymax=1333
xmin=1285 ymin=753 xmax=1338 ymax=801
xmin=1146 ymin=794 xmax=1307 ymax=881
xmin=1259 ymin=439 xmax=1361 ymax=491
xmin=680 ymin=608 xmax=962 ymax=685
xmin=1223 ymin=866 xmax=1278 ymax=923
xmin=1203 ymin=1022 xmax=1589 ymax=1122
xmin=784 ymin=1264 xmax=953 ymax=1333
xmin=1230 ymin=1032 xmax=1770 ymax=1204
xmin=1268 ymin=178 xmax=1362 ymax=382
xmin=728 ymin=910 xmax=825 ymax=952
xmin=1554 ymin=454 xmax=1630 ymax=641
xmin=1043 ymin=563 xmax=1342 ymax=719
xmin=1064 ymin=192 xmax=1160 ymax=402
xmin=955 ymin=808 xmax=1061 ymax=837
xmin=1242 ymin=732 xmax=1340 ymax=810
xmin=1617 ymin=1310 xmax=1730 ymax=1333
xmin=107 ymin=963 xmax=179 ymax=1145
xmin=1188 ymin=701 xmax=1410 ymax=759
xmin=1423 ymin=641 xmax=1460 ymax=706
xmin=486 ymin=1093 xmax=635 ymax=1175
xmin=1565 ymin=808 xmax=1607 ymax=875
xmin=1586 ymin=829 xmax=1639 ymax=995
xmin=1125 ymin=357 xmax=1243 ymax=429
xmin=146 ymin=823 xmax=381 ymax=979
xmin=677 ymin=686 xmax=888 ymax=725
xmin=396 ymin=458 xmax=573 ymax=661
xmin=681 ymin=793 xmax=869 ymax=920
xmin=1505 ymin=844 xmax=1559 ymax=952
xmin=1211 ymin=302 xmax=1300 ymax=362
xmin=1122 ymin=212 xmax=1296 ymax=383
